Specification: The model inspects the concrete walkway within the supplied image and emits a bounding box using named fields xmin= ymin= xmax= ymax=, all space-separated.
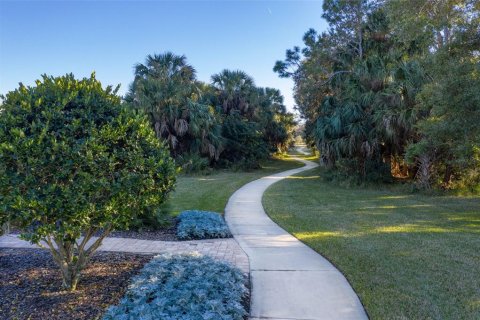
xmin=0 ymin=234 xmax=249 ymax=273
xmin=225 ymin=156 xmax=368 ymax=320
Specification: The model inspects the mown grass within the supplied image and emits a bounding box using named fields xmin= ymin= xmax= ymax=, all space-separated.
xmin=263 ymin=166 xmax=480 ymax=319
xmin=162 ymin=155 xmax=304 ymax=216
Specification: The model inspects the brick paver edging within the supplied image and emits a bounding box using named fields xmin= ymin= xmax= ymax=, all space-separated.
xmin=0 ymin=234 xmax=249 ymax=273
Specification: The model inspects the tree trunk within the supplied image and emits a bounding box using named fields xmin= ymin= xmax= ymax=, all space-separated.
xmin=1 ymin=221 xmax=10 ymax=235
xmin=383 ymin=154 xmax=392 ymax=174
xmin=401 ymin=162 xmax=409 ymax=177
xmin=59 ymin=262 xmax=82 ymax=291
xmin=45 ymin=227 xmax=111 ymax=291
xmin=442 ymin=164 xmax=453 ymax=188
xmin=415 ymin=154 xmax=432 ymax=189
xmin=443 ymin=26 xmax=451 ymax=46
xmin=408 ymin=163 xmax=418 ymax=180
xmin=356 ymin=1 xmax=364 ymax=60
xmin=436 ymin=31 xmax=444 ymax=49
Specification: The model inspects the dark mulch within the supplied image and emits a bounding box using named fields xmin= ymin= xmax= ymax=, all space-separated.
xmin=0 ymin=248 xmax=152 ymax=320
xmin=10 ymin=221 xmax=179 ymax=241
xmin=106 ymin=224 xmax=178 ymax=241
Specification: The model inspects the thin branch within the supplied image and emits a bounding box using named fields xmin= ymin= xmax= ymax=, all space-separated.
xmin=44 ymin=235 xmax=62 ymax=265
xmin=85 ymin=225 xmax=112 ymax=257
xmin=75 ymin=227 xmax=96 ymax=253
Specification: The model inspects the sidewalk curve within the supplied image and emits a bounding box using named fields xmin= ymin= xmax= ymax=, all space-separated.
xmin=225 ymin=155 xmax=368 ymax=320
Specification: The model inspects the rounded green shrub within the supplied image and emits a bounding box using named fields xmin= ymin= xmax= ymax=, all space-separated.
xmin=0 ymin=73 xmax=176 ymax=290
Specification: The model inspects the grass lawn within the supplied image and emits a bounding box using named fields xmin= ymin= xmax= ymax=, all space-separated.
xmin=162 ymin=155 xmax=304 ymax=216
xmin=263 ymin=167 xmax=480 ymax=319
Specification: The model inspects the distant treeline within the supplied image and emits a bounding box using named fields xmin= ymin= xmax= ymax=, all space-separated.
xmin=126 ymin=52 xmax=296 ymax=172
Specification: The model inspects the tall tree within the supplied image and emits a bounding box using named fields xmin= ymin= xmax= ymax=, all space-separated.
xmin=126 ymin=52 xmax=223 ymax=161
xmin=389 ymin=0 xmax=480 ymax=188
xmin=211 ymin=69 xmax=256 ymax=117
xmin=322 ymin=0 xmax=378 ymax=59
xmin=275 ymin=0 xmax=480 ymax=188
xmin=211 ymin=70 xmax=295 ymax=167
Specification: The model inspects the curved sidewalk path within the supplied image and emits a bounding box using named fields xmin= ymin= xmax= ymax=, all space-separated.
xmin=225 ymin=156 xmax=368 ymax=320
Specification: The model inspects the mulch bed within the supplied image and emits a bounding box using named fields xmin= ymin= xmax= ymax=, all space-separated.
xmin=105 ymin=216 xmax=180 ymax=241
xmin=106 ymin=224 xmax=178 ymax=241
xmin=10 ymin=221 xmax=179 ymax=241
xmin=0 ymin=248 xmax=152 ymax=320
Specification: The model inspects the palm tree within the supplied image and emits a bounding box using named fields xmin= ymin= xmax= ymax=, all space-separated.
xmin=126 ymin=52 xmax=223 ymax=160
xmin=211 ymin=70 xmax=256 ymax=117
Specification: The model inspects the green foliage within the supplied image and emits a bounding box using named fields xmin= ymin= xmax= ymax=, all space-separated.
xmin=176 ymin=210 xmax=231 ymax=240
xmin=176 ymin=152 xmax=211 ymax=174
xmin=0 ymin=73 xmax=176 ymax=290
xmin=211 ymin=69 xmax=256 ymax=116
xmin=323 ymin=158 xmax=393 ymax=186
xmin=257 ymin=88 xmax=297 ymax=153
xmin=275 ymin=1 xmax=480 ymax=189
xmin=210 ymin=69 xmax=296 ymax=169
xmin=219 ymin=113 xmax=269 ymax=169
xmin=410 ymin=44 xmax=480 ymax=189
xmin=127 ymin=54 xmax=295 ymax=172
xmin=130 ymin=207 xmax=173 ymax=231
xmin=103 ymin=253 xmax=247 ymax=320
xmin=126 ymin=52 xmax=223 ymax=161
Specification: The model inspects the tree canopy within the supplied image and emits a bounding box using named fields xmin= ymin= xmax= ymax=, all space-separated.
xmin=275 ymin=0 xmax=480 ymax=189
xmin=128 ymin=53 xmax=297 ymax=170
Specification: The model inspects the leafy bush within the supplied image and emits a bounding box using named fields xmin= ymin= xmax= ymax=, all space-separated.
xmin=177 ymin=210 xmax=231 ymax=240
xmin=322 ymin=158 xmax=392 ymax=186
xmin=219 ymin=113 xmax=269 ymax=170
xmin=130 ymin=207 xmax=174 ymax=231
xmin=0 ymin=74 xmax=176 ymax=290
xmin=103 ymin=253 xmax=248 ymax=320
xmin=176 ymin=152 xmax=211 ymax=174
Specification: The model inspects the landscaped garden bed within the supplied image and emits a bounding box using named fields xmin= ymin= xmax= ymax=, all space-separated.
xmin=102 ymin=210 xmax=233 ymax=241
xmin=103 ymin=253 xmax=248 ymax=320
xmin=0 ymin=248 xmax=152 ymax=320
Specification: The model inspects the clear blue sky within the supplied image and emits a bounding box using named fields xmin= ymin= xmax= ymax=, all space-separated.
xmin=0 ymin=1 xmax=327 ymax=112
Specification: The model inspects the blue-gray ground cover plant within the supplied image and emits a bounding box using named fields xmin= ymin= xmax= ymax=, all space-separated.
xmin=103 ymin=253 xmax=247 ymax=320
xmin=177 ymin=210 xmax=232 ymax=240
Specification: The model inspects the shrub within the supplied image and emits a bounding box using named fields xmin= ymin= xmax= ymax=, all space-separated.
xmin=177 ymin=210 xmax=231 ymax=240
xmin=103 ymin=253 xmax=248 ymax=320
xmin=176 ymin=152 xmax=211 ymax=174
xmin=219 ymin=113 xmax=269 ymax=170
xmin=322 ymin=158 xmax=392 ymax=186
xmin=130 ymin=206 xmax=174 ymax=231
xmin=0 ymin=74 xmax=176 ymax=290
